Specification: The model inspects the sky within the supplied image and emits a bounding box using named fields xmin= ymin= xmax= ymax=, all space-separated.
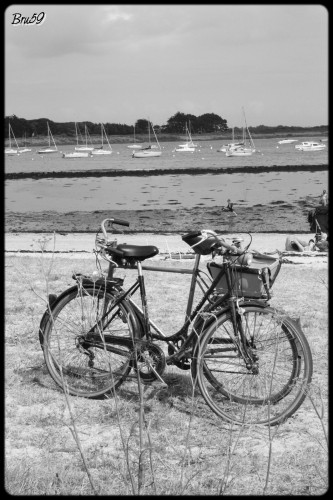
xmin=4 ymin=4 xmax=328 ymax=128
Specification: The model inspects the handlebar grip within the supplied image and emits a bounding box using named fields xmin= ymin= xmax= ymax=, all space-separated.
xmin=216 ymin=240 xmax=245 ymax=255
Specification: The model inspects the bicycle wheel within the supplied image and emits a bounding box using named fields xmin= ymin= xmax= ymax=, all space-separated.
xmin=192 ymin=306 xmax=313 ymax=426
xmin=42 ymin=284 xmax=140 ymax=398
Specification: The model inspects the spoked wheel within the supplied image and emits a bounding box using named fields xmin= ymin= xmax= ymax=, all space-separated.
xmin=192 ymin=306 xmax=313 ymax=426
xmin=42 ymin=285 xmax=140 ymax=398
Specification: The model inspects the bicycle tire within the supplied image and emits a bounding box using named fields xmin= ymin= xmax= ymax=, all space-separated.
xmin=42 ymin=284 xmax=140 ymax=398
xmin=192 ymin=306 xmax=313 ymax=426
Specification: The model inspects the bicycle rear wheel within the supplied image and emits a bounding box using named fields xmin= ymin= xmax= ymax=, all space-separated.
xmin=42 ymin=285 xmax=139 ymax=398
xmin=192 ymin=306 xmax=313 ymax=426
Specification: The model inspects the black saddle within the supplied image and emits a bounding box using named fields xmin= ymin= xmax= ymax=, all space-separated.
xmin=115 ymin=244 xmax=159 ymax=261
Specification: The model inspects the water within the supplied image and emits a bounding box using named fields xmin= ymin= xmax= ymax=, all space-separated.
xmin=5 ymin=137 xmax=328 ymax=232
xmin=5 ymin=137 xmax=328 ymax=174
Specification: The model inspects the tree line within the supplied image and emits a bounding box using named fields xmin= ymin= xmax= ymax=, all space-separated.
xmin=5 ymin=112 xmax=328 ymax=138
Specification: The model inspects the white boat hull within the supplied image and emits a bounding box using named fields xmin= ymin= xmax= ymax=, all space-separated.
xmin=5 ymin=148 xmax=19 ymax=155
xmin=226 ymin=148 xmax=253 ymax=157
xmin=278 ymin=139 xmax=298 ymax=144
xmin=75 ymin=146 xmax=94 ymax=151
xmin=218 ymin=142 xmax=244 ymax=153
xmin=175 ymin=146 xmax=195 ymax=152
xmin=91 ymin=149 xmax=112 ymax=155
xmin=127 ymin=144 xmax=142 ymax=149
xmin=132 ymin=150 xmax=162 ymax=158
xmin=295 ymin=142 xmax=326 ymax=151
xmin=37 ymin=148 xmax=58 ymax=154
xmin=62 ymin=152 xmax=92 ymax=158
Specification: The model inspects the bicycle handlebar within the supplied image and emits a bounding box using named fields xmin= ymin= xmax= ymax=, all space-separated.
xmin=101 ymin=218 xmax=129 ymax=242
xmin=200 ymin=229 xmax=244 ymax=255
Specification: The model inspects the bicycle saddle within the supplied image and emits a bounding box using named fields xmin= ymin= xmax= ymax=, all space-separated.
xmin=116 ymin=244 xmax=159 ymax=261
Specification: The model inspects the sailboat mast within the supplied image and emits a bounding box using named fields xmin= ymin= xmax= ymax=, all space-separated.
xmin=151 ymin=121 xmax=161 ymax=150
xmin=47 ymin=122 xmax=51 ymax=147
xmin=242 ymin=107 xmax=255 ymax=148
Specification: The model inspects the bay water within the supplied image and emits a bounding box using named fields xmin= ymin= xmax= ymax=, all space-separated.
xmin=5 ymin=137 xmax=328 ymax=232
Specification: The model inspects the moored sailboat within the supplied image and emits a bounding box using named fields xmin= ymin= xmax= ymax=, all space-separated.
xmin=5 ymin=123 xmax=19 ymax=155
xmin=132 ymin=120 xmax=162 ymax=158
xmin=225 ymin=108 xmax=255 ymax=157
xmin=75 ymin=124 xmax=94 ymax=151
xmin=217 ymin=127 xmax=244 ymax=152
xmin=174 ymin=121 xmax=197 ymax=152
xmin=127 ymin=124 xmax=142 ymax=149
xmin=37 ymin=122 xmax=58 ymax=154
xmin=91 ymin=124 xmax=112 ymax=155
xmin=18 ymin=132 xmax=32 ymax=153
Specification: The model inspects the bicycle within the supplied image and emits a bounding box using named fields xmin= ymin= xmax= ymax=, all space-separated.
xmin=39 ymin=218 xmax=313 ymax=426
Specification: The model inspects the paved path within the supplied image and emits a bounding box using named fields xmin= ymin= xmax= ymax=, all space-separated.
xmin=5 ymin=232 xmax=327 ymax=265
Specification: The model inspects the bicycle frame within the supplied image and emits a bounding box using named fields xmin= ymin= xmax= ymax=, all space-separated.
xmin=97 ymin=252 xmax=254 ymax=365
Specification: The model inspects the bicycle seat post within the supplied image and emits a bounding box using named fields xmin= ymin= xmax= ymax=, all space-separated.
xmin=107 ymin=261 xmax=116 ymax=279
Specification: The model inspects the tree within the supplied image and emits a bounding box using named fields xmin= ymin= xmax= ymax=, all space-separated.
xmin=134 ymin=119 xmax=149 ymax=134
xmin=163 ymin=112 xmax=197 ymax=133
xmin=196 ymin=113 xmax=228 ymax=133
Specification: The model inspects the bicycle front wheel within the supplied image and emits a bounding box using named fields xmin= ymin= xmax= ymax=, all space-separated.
xmin=42 ymin=285 xmax=139 ymax=398
xmin=192 ymin=306 xmax=313 ymax=426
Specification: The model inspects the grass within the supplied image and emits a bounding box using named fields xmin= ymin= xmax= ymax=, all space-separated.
xmin=5 ymin=252 xmax=328 ymax=495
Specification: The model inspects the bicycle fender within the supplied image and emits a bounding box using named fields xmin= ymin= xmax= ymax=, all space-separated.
xmin=38 ymin=285 xmax=80 ymax=348
xmin=39 ymin=281 xmax=122 ymax=348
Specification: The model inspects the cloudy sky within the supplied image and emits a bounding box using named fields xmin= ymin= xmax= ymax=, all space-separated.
xmin=5 ymin=4 xmax=328 ymax=128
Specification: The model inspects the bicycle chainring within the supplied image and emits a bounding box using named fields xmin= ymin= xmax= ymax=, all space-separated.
xmin=135 ymin=342 xmax=166 ymax=382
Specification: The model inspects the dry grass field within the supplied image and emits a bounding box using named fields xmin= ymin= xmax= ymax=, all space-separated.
xmin=5 ymin=251 xmax=328 ymax=495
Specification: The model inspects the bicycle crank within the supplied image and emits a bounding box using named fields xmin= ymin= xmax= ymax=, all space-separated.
xmin=134 ymin=342 xmax=166 ymax=384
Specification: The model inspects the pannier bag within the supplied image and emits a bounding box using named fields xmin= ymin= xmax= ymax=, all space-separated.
xmin=207 ymin=253 xmax=281 ymax=299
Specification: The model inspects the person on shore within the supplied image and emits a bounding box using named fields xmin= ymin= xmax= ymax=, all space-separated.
xmin=285 ymin=232 xmax=328 ymax=252
xmin=314 ymin=232 xmax=329 ymax=251
xmin=285 ymin=236 xmax=315 ymax=252
xmin=222 ymin=199 xmax=237 ymax=215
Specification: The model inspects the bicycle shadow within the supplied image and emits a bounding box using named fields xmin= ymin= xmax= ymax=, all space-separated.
xmin=118 ymin=371 xmax=216 ymax=420
xmin=15 ymin=363 xmax=225 ymax=426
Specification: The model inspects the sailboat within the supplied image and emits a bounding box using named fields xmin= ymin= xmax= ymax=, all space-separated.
xmin=91 ymin=124 xmax=112 ymax=155
xmin=75 ymin=124 xmax=94 ymax=151
xmin=132 ymin=120 xmax=162 ymax=158
xmin=5 ymin=123 xmax=20 ymax=155
xmin=225 ymin=109 xmax=256 ymax=157
xmin=62 ymin=123 xmax=92 ymax=157
xmin=127 ymin=124 xmax=142 ymax=149
xmin=37 ymin=122 xmax=58 ymax=154
xmin=217 ymin=127 xmax=244 ymax=152
xmin=18 ymin=132 xmax=32 ymax=153
xmin=175 ymin=122 xmax=197 ymax=151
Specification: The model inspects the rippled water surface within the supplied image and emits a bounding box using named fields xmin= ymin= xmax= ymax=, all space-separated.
xmin=5 ymin=137 xmax=328 ymax=174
